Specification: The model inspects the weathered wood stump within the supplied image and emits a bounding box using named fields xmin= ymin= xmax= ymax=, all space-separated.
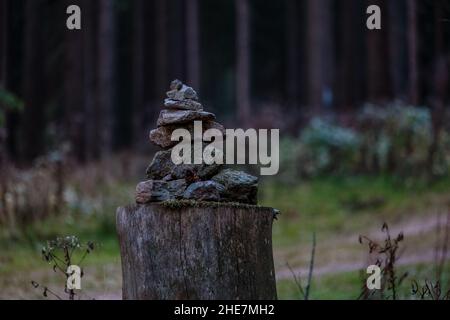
xmin=116 ymin=202 xmax=277 ymax=300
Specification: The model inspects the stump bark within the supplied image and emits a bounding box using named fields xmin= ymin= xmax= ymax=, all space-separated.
xmin=116 ymin=203 xmax=277 ymax=300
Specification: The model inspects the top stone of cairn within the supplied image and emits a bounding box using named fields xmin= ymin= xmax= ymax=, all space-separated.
xmin=165 ymin=80 xmax=202 ymax=111
xmin=167 ymin=79 xmax=199 ymax=101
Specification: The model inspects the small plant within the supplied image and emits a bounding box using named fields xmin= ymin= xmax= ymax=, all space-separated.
xmin=300 ymin=118 xmax=361 ymax=176
xmin=31 ymin=236 xmax=95 ymax=300
xmin=358 ymin=103 xmax=434 ymax=176
xmin=358 ymin=223 xmax=407 ymax=300
xmin=275 ymin=103 xmax=450 ymax=180
xmin=358 ymin=220 xmax=450 ymax=300
xmin=411 ymin=280 xmax=450 ymax=300
xmin=411 ymin=211 xmax=450 ymax=300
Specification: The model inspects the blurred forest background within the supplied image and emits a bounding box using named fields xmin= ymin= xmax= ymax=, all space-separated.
xmin=1 ymin=0 xmax=450 ymax=299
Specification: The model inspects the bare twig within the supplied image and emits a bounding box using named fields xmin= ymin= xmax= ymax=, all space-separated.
xmin=305 ymin=232 xmax=316 ymax=300
xmin=359 ymin=223 xmax=405 ymax=300
xmin=286 ymin=262 xmax=305 ymax=299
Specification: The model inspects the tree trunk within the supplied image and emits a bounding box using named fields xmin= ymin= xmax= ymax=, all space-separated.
xmin=0 ymin=0 xmax=7 ymax=165
xmin=235 ymin=0 xmax=251 ymax=126
xmin=186 ymin=0 xmax=200 ymax=90
xmin=0 ymin=0 xmax=6 ymax=86
xmin=132 ymin=0 xmax=145 ymax=148
xmin=433 ymin=0 xmax=445 ymax=57
xmin=388 ymin=0 xmax=407 ymax=100
xmin=307 ymin=0 xmax=333 ymax=113
xmin=366 ymin=0 xmax=391 ymax=103
xmin=336 ymin=0 xmax=356 ymax=112
xmin=155 ymin=0 xmax=168 ymax=98
xmin=98 ymin=0 xmax=115 ymax=157
xmin=285 ymin=0 xmax=299 ymax=109
xmin=427 ymin=57 xmax=448 ymax=175
xmin=407 ymin=0 xmax=419 ymax=105
xmin=82 ymin=0 xmax=97 ymax=161
xmin=64 ymin=0 xmax=85 ymax=161
xmin=116 ymin=203 xmax=277 ymax=300
xmin=168 ymin=0 xmax=185 ymax=81
xmin=22 ymin=0 xmax=46 ymax=162
xmin=427 ymin=1 xmax=449 ymax=175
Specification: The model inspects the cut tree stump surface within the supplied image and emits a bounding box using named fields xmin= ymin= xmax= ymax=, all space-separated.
xmin=116 ymin=202 xmax=277 ymax=300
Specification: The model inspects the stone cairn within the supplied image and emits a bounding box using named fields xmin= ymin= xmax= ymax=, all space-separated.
xmin=135 ymin=80 xmax=258 ymax=205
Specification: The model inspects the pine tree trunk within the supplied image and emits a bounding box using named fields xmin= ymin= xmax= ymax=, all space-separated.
xmin=407 ymin=0 xmax=419 ymax=105
xmin=0 ymin=0 xmax=6 ymax=86
xmin=307 ymin=0 xmax=333 ymax=113
xmin=235 ymin=0 xmax=251 ymax=126
xmin=388 ymin=0 xmax=407 ymax=100
xmin=155 ymin=0 xmax=168 ymax=98
xmin=186 ymin=0 xmax=200 ymax=90
xmin=64 ymin=0 xmax=85 ymax=161
xmin=168 ymin=0 xmax=185 ymax=80
xmin=336 ymin=0 xmax=356 ymax=112
xmin=117 ymin=203 xmax=278 ymax=300
xmin=98 ymin=0 xmax=115 ymax=157
xmin=22 ymin=0 xmax=46 ymax=162
xmin=0 ymin=0 xmax=7 ymax=164
xmin=132 ymin=0 xmax=145 ymax=148
xmin=366 ymin=0 xmax=391 ymax=102
xmin=82 ymin=0 xmax=97 ymax=160
xmin=285 ymin=0 xmax=299 ymax=109
xmin=427 ymin=1 xmax=449 ymax=175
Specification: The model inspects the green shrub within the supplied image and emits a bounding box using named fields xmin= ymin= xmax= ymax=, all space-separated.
xmin=277 ymin=103 xmax=449 ymax=181
xmin=298 ymin=118 xmax=361 ymax=177
xmin=357 ymin=103 xmax=433 ymax=175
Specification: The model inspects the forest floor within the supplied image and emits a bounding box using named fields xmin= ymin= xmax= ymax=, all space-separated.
xmin=1 ymin=175 xmax=450 ymax=299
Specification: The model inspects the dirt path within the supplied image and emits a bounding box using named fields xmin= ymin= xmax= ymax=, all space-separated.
xmin=276 ymin=250 xmax=450 ymax=280
xmin=275 ymin=213 xmax=450 ymax=280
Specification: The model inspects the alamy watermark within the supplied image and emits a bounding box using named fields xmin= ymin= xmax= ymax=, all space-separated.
xmin=366 ymin=5 xmax=382 ymax=30
xmin=66 ymin=5 xmax=81 ymax=30
xmin=366 ymin=265 xmax=381 ymax=290
xmin=67 ymin=265 xmax=82 ymax=290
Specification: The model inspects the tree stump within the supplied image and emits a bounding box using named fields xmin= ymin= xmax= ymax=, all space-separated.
xmin=116 ymin=202 xmax=277 ymax=300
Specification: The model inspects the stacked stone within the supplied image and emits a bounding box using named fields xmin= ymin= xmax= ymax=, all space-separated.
xmin=135 ymin=80 xmax=258 ymax=205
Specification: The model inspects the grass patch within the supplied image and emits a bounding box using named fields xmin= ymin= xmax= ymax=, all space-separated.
xmin=261 ymin=175 xmax=450 ymax=247
xmin=0 ymin=211 xmax=119 ymax=275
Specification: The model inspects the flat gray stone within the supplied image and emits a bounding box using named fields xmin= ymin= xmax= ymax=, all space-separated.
xmin=166 ymin=84 xmax=199 ymax=101
xmin=135 ymin=179 xmax=187 ymax=204
xmin=135 ymin=180 xmax=170 ymax=203
xmin=157 ymin=109 xmax=215 ymax=126
xmin=164 ymin=98 xmax=203 ymax=111
xmin=149 ymin=121 xmax=225 ymax=149
xmin=149 ymin=126 xmax=175 ymax=149
xmin=167 ymin=179 xmax=188 ymax=198
xmin=212 ymin=169 xmax=258 ymax=204
xmin=183 ymin=181 xmax=225 ymax=202
xmin=146 ymin=150 xmax=173 ymax=179
xmin=146 ymin=149 xmax=222 ymax=181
